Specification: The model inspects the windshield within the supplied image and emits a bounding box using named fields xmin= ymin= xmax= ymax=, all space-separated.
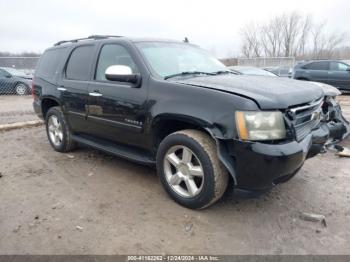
xmin=4 ymin=67 xmax=27 ymax=77
xmin=136 ymin=42 xmax=227 ymax=78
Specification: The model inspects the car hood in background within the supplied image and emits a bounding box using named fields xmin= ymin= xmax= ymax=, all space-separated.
xmin=173 ymin=74 xmax=324 ymax=109
xmin=16 ymin=75 xmax=33 ymax=80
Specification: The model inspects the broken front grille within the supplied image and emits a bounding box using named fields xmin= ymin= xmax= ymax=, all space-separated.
xmin=287 ymin=98 xmax=323 ymax=142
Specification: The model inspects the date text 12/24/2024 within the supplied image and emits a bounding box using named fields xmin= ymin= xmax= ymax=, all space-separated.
xmin=127 ymin=255 xmax=220 ymax=261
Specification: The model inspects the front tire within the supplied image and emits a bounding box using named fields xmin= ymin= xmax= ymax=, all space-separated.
xmin=157 ymin=130 xmax=229 ymax=209
xmin=45 ymin=106 xmax=77 ymax=152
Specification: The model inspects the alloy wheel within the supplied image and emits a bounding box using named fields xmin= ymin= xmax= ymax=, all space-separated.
xmin=16 ymin=84 xmax=27 ymax=95
xmin=48 ymin=115 xmax=63 ymax=147
xmin=164 ymin=145 xmax=204 ymax=198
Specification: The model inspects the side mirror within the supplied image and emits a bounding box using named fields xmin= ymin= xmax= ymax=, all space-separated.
xmin=5 ymin=74 xmax=12 ymax=78
xmin=105 ymin=65 xmax=141 ymax=86
xmin=346 ymin=68 xmax=350 ymax=72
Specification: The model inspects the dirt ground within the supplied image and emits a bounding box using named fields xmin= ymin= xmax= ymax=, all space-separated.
xmin=0 ymin=96 xmax=349 ymax=255
xmin=0 ymin=95 xmax=38 ymax=125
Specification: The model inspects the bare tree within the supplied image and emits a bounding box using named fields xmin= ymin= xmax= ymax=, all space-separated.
xmin=310 ymin=22 xmax=347 ymax=59
xmin=240 ymin=23 xmax=262 ymax=58
xmin=311 ymin=22 xmax=327 ymax=58
xmin=260 ymin=16 xmax=283 ymax=57
xmin=280 ymin=12 xmax=300 ymax=57
xmin=296 ymin=15 xmax=312 ymax=57
xmin=240 ymin=11 xmax=346 ymax=60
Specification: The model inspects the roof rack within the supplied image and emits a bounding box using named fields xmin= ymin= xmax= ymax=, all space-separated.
xmin=54 ymin=35 xmax=123 ymax=46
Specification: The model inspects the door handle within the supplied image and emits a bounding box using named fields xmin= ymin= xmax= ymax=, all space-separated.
xmin=89 ymin=92 xmax=103 ymax=97
xmin=57 ymin=87 xmax=67 ymax=91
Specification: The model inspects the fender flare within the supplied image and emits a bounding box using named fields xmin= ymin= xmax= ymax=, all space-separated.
xmin=40 ymin=96 xmax=63 ymax=117
xmin=41 ymin=96 xmax=62 ymax=106
xmin=204 ymin=127 xmax=237 ymax=185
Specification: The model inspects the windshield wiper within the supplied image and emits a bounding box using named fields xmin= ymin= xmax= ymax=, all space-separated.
xmin=211 ymin=70 xmax=234 ymax=75
xmin=164 ymin=71 xmax=215 ymax=80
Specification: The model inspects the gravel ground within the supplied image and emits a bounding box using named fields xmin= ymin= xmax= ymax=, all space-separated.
xmin=0 ymin=95 xmax=349 ymax=255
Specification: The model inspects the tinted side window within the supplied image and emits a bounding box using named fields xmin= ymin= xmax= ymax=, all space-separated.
xmin=95 ymin=44 xmax=138 ymax=81
xmin=330 ymin=62 xmax=349 ymax=71
xmin=66 ymin=45 xmax=95 ymax=81
xmin=36 ymin=48 xmax=66 ymax=81
xmin=304 ymin=62 xmax=329 ymax=70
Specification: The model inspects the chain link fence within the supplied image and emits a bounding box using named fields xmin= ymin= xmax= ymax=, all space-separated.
xmin=237 ymin=57 xmax=296 ymax=77
xmin=0 ymin=57 xmax=40 ymax=124
xmin=0 ymin=57 xmax=39 ymax=96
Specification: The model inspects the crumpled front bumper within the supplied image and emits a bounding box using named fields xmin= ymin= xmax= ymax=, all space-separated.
xmin=221 ymin=122 xmax=332 ymax=191
xmin=325 ymin=98 xmax=350 ymax=143
xmin=217 ymin=97 xmax=349 ymax=192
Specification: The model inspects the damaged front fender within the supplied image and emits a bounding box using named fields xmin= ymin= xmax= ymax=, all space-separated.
xmin=323 ymin=96 xmax=350 ymax=144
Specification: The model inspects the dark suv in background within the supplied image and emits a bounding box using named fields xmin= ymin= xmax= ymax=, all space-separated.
xmin=33 ymin=36 xmax=349 ymax=209
xmin=293 ymin=60 xmax=350 ymax=90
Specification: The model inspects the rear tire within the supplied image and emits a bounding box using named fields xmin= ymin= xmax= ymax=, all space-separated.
xmin=15 ymin=83 xmax=28 ymax=96
xmin=157 ymin=130 xmax=228 ymax=209
xmin=45 ymin=106 xmax=77 ymax=152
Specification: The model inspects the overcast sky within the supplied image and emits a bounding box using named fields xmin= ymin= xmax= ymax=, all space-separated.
xmin=0 ymin=0 xmax=349 ymax=57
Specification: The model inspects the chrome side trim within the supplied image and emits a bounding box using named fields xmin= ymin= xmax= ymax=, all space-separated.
xmin=87 ymin=115 xmax=142 ymax=132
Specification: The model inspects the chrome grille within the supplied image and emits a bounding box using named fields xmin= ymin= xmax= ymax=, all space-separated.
xmin=288 ymin=98 xmax=323 ymax=142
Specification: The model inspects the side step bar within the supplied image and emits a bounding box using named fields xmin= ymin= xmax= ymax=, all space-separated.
xmin=72 ymin=134 xmax=155 ymax=166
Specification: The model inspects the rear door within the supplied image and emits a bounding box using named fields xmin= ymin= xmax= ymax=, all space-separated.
xmin=58 ymin=44 xmax=97 ymax=133
xmin=86 ymin=43 xmax=149 ymax=148
xmin=328 ymin=61 xmax=350 ymax=90
xmin=303 ymin=61 xmax=330 ymax=83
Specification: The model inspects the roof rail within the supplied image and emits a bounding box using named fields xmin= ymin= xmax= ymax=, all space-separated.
xmin=54 ymin=35 xmax=123 ymax=46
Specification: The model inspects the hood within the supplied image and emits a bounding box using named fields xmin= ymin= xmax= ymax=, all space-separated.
xmin=172 ymin=74 xmax=324 ymax=109
xmin=309 ymin=81 xmax=341 ymax=97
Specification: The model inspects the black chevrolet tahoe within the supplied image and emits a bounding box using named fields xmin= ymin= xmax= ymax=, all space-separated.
xmin=33 ymin=35 xmax=350 ymax=209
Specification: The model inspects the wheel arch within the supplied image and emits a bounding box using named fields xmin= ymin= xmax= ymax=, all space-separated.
xmin=14 ymin=81 xmax=29 ymax=87
xmin=41 ymin=97 xmax=62 ymax=118
xmin=151 ymin=115 xmax=209 ymax=147
xmin=151 ymin=114 xmax=237 ymax=185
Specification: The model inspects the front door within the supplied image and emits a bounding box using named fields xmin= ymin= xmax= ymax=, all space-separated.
xmin=86 ymin=43 xmax=148 ymax=148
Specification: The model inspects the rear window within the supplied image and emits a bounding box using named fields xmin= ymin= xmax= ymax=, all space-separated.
xmin=65 ymin=45 xmax=95 ymax=81
xmin=303 ymin=61 xmax=329 ymax=70
xmin=36 ymin=48 xmax=66 ymax=81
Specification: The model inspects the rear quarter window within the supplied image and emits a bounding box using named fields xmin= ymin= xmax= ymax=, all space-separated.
xmin=36 ymin=48 xmax=67 ymax=82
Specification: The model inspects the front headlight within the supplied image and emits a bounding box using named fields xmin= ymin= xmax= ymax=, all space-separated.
xmin=235 ymin=111 xmax=286 ymax=141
